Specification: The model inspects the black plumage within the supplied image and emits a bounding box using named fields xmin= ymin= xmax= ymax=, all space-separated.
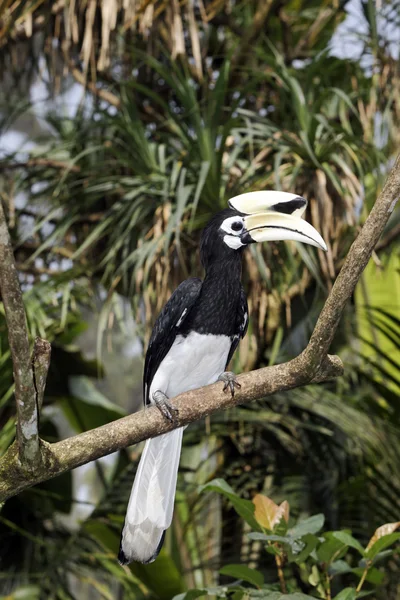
xmin=144 ymin=208 xmax=248 ymax=406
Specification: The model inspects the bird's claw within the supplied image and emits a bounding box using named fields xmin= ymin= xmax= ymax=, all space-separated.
xmin=218 ymin=371 xmax=241 ymax=397
xmin=152 ymin=390 xmax=179 ymax=423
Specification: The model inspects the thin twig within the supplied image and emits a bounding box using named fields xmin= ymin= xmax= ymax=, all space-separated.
xmin=275 ymin=553 xmax=287 ymax=594
xmin=356 ymin=562 xmax=371 ymax=593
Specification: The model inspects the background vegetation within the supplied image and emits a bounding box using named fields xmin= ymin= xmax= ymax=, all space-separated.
xmin=0 ymin=0 xmax=399 ymax=598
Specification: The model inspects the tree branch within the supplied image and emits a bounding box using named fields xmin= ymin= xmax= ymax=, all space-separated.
xmin=301 ymin=154 xmax=400 ymax=372
xmin=0 ymin=354 xmax=342 ymax=501
xmin=0 ymin=202 xmax=41 ymax=470
xmin=0 ymin=154 xmax=399 ymax=502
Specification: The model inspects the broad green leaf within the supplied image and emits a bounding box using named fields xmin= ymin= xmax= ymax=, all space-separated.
xmin=308 ymin=565 xmax=320 ymax=587
xmin=248 ymin=533 xmax=290 ymax=544
xmin=69 ymin=375 xmax=125 ymax=414
xmin=8 ymin=586 xmax=41 ymax=599
xmin=172 ymin=592 xmax=208 ymax=600
xmin=287 ymin=534 xmax=318 ymax=564
xmin=353 ymin=567 xmax=385 ymax=585
xmin=246 ymin=595 xmax=315 ymax=600
xmin=280 ymin=596 xmax=318 ymax=600
xmin=219 ymin=564 xmax=264 ymax=588
xmin=248 ymin=533 xmax=306 ymax=556
xmin=317 ymin=534 xmax=349 ymax=564
xmin=332 ymin=531 xmax=365 ymax=555
xmin=59 ymin=395 xmax=123 ymax=432
xmin=333 ymin=588 xmax=356 ymax=600
xmin=366 ymin=533 xmax=400 ymax=560
xmin=199 ymin=479 xmax=260 ymax=530
xmin=355 ymin=255 xmax=400 ymax=392
xmin=265 ymin=545 xmax=282 ymax=556
xmin=288 ymin=514 xmax=324 ymax=538
xmin=59 ymin=376 xmax=125 ymax=432
xmin=369 ymin=549 xmax=394 ymax=565
xmin=329 ymin=560 xmax=353 ymax=576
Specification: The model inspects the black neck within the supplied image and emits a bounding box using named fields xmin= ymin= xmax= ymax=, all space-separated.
xmin=203 ymin=251 xmax=243 ymax=282
xmin=179 ymin=252 xmax=244 ymax=337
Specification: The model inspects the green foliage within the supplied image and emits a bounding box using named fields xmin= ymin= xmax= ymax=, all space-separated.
xmin=178 ymin=484 xmax=400 ymax=599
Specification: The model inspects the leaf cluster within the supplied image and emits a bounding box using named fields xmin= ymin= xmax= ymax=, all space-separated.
xmin=179 ymin=480 xmax=400 ymax=599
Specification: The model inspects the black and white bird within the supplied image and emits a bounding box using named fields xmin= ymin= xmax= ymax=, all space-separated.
xmin=119 ymin=191 xmax=327 ymax=565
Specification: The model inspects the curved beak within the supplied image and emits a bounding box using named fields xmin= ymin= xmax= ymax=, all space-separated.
xmin=228 ymin=191 xmax=327 ymax=252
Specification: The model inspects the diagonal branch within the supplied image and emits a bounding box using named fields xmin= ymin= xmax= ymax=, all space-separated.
xmin=0 ymin=354 xmax=342 ymax=501
xmin=0 ymin=154 xmax=399 ymax=502
xmin=301 ymin=153 xmax=400 ymax=370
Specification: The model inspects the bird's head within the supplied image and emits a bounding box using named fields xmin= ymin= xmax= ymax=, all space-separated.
xmin=200 ymin=191 xmax=327 ymax=269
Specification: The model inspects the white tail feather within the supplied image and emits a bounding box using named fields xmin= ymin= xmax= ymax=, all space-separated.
xmin=120 ymin=428 xmax=183 ymax=564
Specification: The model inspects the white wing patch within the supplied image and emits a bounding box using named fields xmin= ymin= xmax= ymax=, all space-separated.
xmin=242 ymin=312 xmax=248 ymax=332
xmin=176 ymin=308 xmax=188 ymax=327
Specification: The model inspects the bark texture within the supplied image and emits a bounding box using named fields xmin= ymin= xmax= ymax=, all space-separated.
xmin=0 ymin=201 xmax=40 ymax=469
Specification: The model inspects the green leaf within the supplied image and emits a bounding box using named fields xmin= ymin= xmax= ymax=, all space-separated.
xmin=248 ymin=533 xmax=290 ymax=543
xmin=219 ymin=564 xmax=264 ymax=588
xmin=199 ymin=479 xmax=260 ymax=530
xmin=281 ymin=593 xmax=318 ymax=599
xmin=8 ymin=586 xmax=41 ymax=599
xmin=308 ymin=564 xmax=321 ymax=587
xmin=59 ymin=375 xmax=125 ymax=432
xmin=329 ymin=560 xmax=353 ymax=576
xmin=172 ymin=592 xmax=208 ymax=600
xmin=288 ymin=514 xmax=324 ymax=538
xmin=69 ymin=376 xmax=125 ymax=414
xmin=366 ymin=533 xmax=400 ymax=560
xmin=353 ymin=567 xmax=385 ymax=585
xmin=246 ymin=595 xmax=316 ymax=600
xmin=287 ymin=534 xmax=319 ymax=564
xmin=248 ymin=532 xmax=308 ymax=557
xmin=369 ymin=549 xmax=395 ymax=565
xmin=281 ymin=596 xmax=318 ymax=600
xmin=317 ymin=534 xmax=349 ymax=564
xmin=333 ymin=588 xmax=356 ymax=600
xmin=332 ymin=531 xmax=365 ymax=555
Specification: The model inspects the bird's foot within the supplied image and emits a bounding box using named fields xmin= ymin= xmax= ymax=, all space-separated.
xmin=152 ymin=390 xmax=179 ymax=423
xmin=218 ymin=371 xmax=241 ymax=397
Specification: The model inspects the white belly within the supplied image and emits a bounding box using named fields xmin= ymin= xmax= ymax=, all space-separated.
xmin=149 ymin=332 xmax=231 ymax=401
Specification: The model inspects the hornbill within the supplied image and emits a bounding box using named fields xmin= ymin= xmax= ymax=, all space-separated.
xmin=119 ymin=191 xmax=327 ymax=565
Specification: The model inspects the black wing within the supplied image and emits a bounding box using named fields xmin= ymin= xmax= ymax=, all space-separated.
xmin=143 ymin=277 xmax=203 ymax=405
xmin=225 ymin=286 xmax=248 ymax=369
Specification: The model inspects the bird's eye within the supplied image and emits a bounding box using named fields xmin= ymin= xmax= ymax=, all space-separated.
xmin=231 ymin=221 xmax=243 ymax=232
